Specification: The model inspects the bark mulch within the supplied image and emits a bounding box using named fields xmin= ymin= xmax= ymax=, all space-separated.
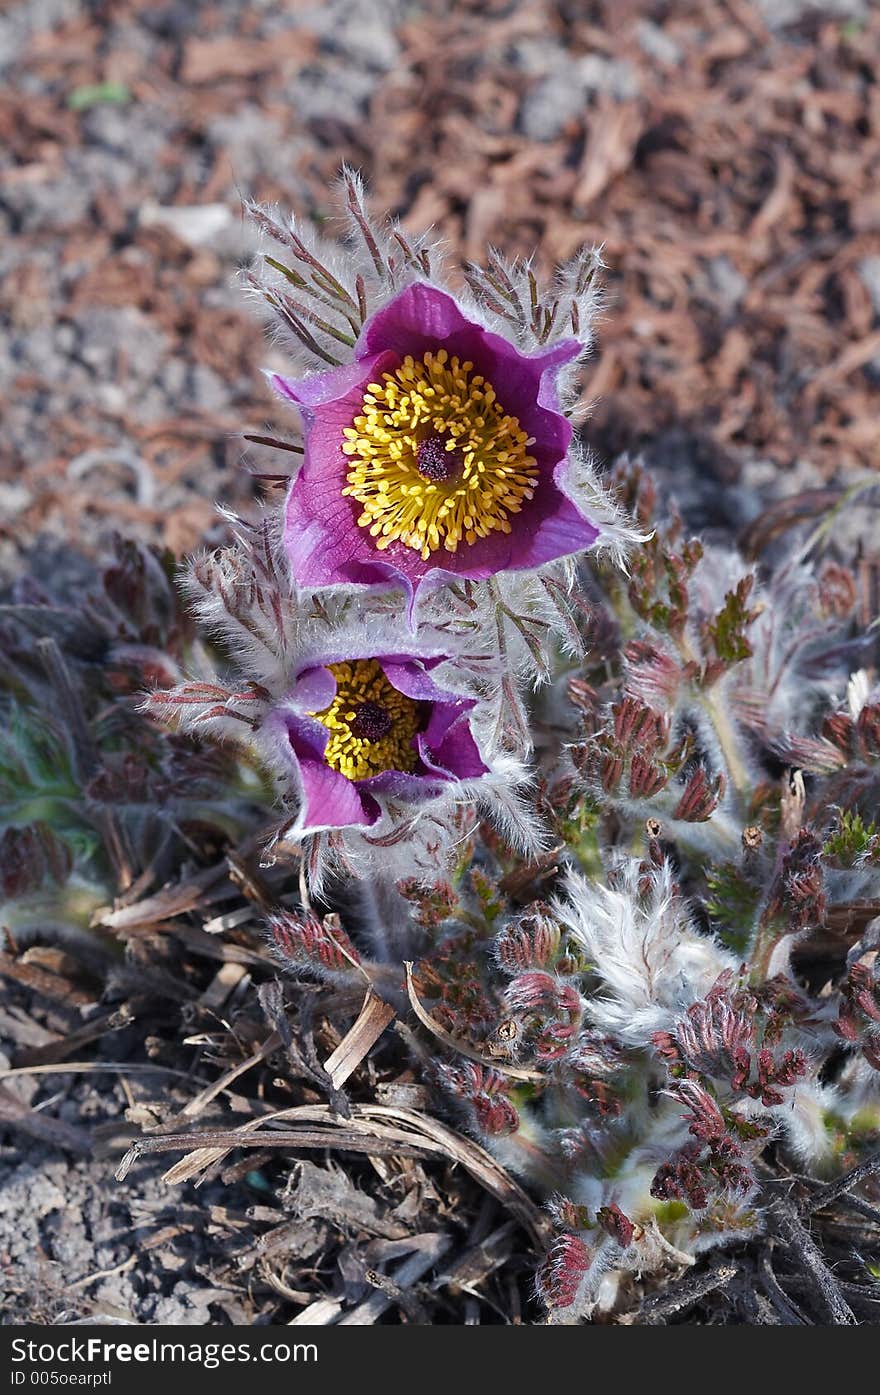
xmin=2 ymin=0 xmax=878 ymax=580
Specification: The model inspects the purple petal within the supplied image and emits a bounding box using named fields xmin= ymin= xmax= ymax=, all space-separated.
xmin=270 ymin=353 xmax=390 ymax=416
xmin=378 ymin=656 xmax=451 ymax=704
xmin=376 ymin=655 xmax=488 ymax=779
xmin=289 ymin=664 xmax=338 ymax=714
xmin=419 ymin=705 xmax=488 ymax=780
xmin=358 ymin=283 xmax=478 ymax=358
xmin=377 ymin=658 xmax=487 ymax=778
xmin=298 ymin=756 xmax=381 ymax=828
xmin=360 ymin=767 xmax=450 ymax=802
xmin=282 ymin=710 xmax=381 ymax=829
xmin=276 ymin=350 xmax=418 ymax=592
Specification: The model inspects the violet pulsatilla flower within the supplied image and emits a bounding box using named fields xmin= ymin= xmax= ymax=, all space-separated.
xmin=272 ymin=651 xmax=488 ymax=832
xmin=269 ymin=281 xmax=600 ymax=601
xmin=145 ymin=523 xmax=544 ymax=893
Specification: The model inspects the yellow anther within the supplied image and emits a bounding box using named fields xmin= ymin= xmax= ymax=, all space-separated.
xmin=341 ymin=351 xmax=538 ymax=557
xmin=309 ymin=660 xmax=422 ymax=781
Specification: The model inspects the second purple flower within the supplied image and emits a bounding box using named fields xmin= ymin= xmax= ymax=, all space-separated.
xmin=274 ymin=651 xmax=488 ymax=831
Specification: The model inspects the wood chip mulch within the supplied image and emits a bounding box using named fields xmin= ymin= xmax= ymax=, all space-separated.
xmin=1 ymin=0 xmax=878 ymax=580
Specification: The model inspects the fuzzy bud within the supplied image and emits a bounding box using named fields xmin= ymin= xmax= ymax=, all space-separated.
xmin=657 ymin=972 xmax=755 ymax=1091
xmin=504 ymin=971 xmax=567 ymax=1013
xmin=834 ymin=961 xmax=880 ymax=1070
xmin=751 ymin=1047 xmax=808 ymax=1106
xmin=267 ymin=909 xmax=361 ymax=976
xmin=817 ymin=561 xmax=857 ymax=618
xmin=672 ymin=1079 xmax=727 ymax=1143
xmin=536 ymin=1233 xmax=591 ymax=1311
xmin=856 ymin=703 xmax=880 ymax=760
xmin=397 ymin=878 xmax=458 ymax=929
xmin=494 ymin=908 xmax=562 ymax=973
xmin=629 ymin=755 xmax=669 ymax=799
xmin=600 ymin=750 xmax=624 ymax=795
xmin=822 ymin=711 xmax=855 ymax=755
xmin=651 ymin=1130 xmax=754 ymax=1212
xmin=596 ymin=1204 xmax=636 ymax=1248
xmin=613 ymin=696 xmax=669 ymax=753
xmin=435 ymin=1061 xmax=519 ymax=1137
xmin=672 ymin=767 xmax=725 ymax=822
xmin=763 ymin=828 xmax=826 ymax=934
xmin=624 ymin=640 xmax=683 ymax=708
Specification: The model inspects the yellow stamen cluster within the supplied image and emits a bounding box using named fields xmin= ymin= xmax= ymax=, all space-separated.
xmin=341 ymin=349 xmax=539 ymax=561
xmin=310 ymin=660 xmax=422 ymax=781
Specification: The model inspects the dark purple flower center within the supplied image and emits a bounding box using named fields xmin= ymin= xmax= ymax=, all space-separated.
xmin=416 ymin=435 xmax=464 ymax=483
xmin=309 ymin=660 xmax=422 ymax=779
xmin=348 ymin=700 xmax=394 ymax=742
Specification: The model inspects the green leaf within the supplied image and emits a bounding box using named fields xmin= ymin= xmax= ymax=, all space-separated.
xmin=822 ymin=809 xmax=880 ymax=867
xmin=705 ymin=861 xmax=761 ymax=954
xmin=704 ymin=576 xmax=759 ymax=667
xmin=68 ymin=82 xmax=131 ymax=112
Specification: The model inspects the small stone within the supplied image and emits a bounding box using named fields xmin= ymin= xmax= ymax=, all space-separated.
xmin=139 ymin=201 xmax=234 ymax=249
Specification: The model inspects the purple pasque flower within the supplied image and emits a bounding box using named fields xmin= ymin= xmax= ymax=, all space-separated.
xmin=270 ymin=283 xmax=600 ymax=601
xmin=271 ymin=650 xmax=488 ymax=831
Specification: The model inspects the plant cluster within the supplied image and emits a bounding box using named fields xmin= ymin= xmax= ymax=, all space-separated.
xmin=2 ymin=175 xmax=879 ymax=1322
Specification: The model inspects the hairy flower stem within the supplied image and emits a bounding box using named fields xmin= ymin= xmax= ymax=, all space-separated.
xmin=675 ymin=631 xmax=752 ymax=808
xmin=357 ymin=878 xmax=427 ymax=962
xmin=699 ymin=688 xmax=751 ymax=807
xmin=488 ymin=579 xmax=531 ymax=752
xmin=748 ymin=915 xmax=790 ymax=988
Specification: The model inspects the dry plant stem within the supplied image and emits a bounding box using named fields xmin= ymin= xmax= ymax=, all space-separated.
xmin=758 ymin=1251 xmax=810 ymax=1326
xmin=322 ymin=989 xmax=396 ymax=1089
xmin=119 ymin=1102 xmax=550 ymax=1248
xmin=337 ymin=1233 xmax=452 ymax=1326
xmin=806 ymin=1149 xmax=880 ymax=1213
xmin=0 ymin=1060 xmax=211 ymax=1085
xmin=638 ymin=1260 xmax=739 ymax=1324
xmin=172 ymin=1030 xmax=283 ymax=1124
xmin=434 ymin=1220 xmax=518 ymax=1298
xmin=13 ymin=1006 xmax=133 ymax=1069
xmin=0 ymin=1083 xmax=91 ymax=1155
xmin=289 ymin=1298 xmax=344 ymax=1327
xmin=827 ymin=1194 xmax=880 ymax=1229
xmin=770 ymin=1199 xmax=856 ymax=1325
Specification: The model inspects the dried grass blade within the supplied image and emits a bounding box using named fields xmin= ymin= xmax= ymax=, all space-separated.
xmin=323 ymin=990 xmax=396 ymax=1089
xmin=403 ymin=962 xmax=544 ymax=1083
